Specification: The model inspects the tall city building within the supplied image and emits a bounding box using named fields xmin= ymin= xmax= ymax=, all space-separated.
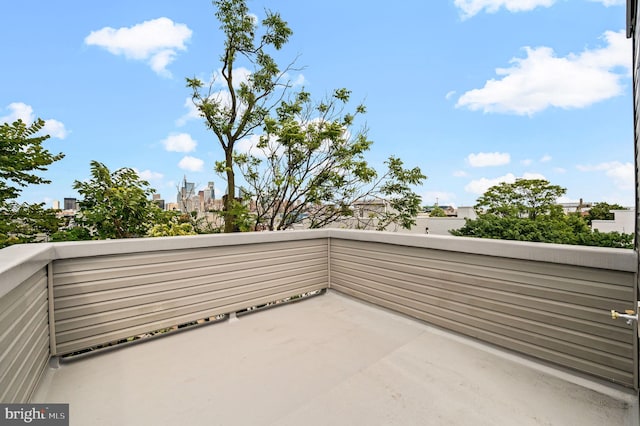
xmin=177 ymin=176 xmax=197 ymax=213
xmin=64 ymin=198 xmax=77 ymax=210
xmin=152 ymin=193 xmax=165 ymax=210
xmin=204 ymin=182 xmax=215 ymax=202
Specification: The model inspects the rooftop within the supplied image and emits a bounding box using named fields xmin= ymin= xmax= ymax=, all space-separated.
xmin=32 ymin=291 xmax=638 ymax=425
xmin=2 ymin=229 xmax=639 ymax=425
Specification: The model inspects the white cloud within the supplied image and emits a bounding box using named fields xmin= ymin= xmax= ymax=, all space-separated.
xmin=521 ymin=159 xmax=533 ymax=166
xmin=282 ymin=72 xmax=307 ymax=87
xmin=589 ymin=0 xmax=624 ymax=6
xmin=176 ymin=97 xmax=201 ymax=126
xmin=467 ymin=152 xmax=511 ymax=167
xmin=178 ymin=156 xmax=204 ymax=172
xmin=136 ymin=169 xmax=164 ymax=180
xmin=465 ymin=173 xmax=516 ymax=194
xmin=234 ymin=134 xmax=286 ymax=159
xmin=1 ymin=102 xmax=34 ymax=123
xmin=577 ymin=161 xmax=634 ymax=189
xmin=456 ymin=30 xmax=630 ymax=115
xmin=1 ymin=102 xmax=68 ymax=139
xmin=554 ymin=167 xmax=566 ymax=173
xmin=540 ymin=154 xmax=552 ymax=162
xmin=445 ymin=90 xmax=457 ymax=100
xmin=291 ymin=74 xmax=307 ymax=86
xmin=42 ymin=119 xmax=68 ymax=139
xmin=453 ymin=170 xmax=468 ymax=177
xmin=521 ymin=172 xmax=546 ymax=180
xmin=234 ymin=134 xmax=262 ymax=155
xmin=85 ymin=17 xmax=192 ymax=77
xmin=454 ymin=0 xmax=555 ymax=19
xmin=162 ymin=133 xmax=197 ymax=152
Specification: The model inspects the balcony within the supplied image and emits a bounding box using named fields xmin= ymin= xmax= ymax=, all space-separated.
xmin=1 ymin=229 xmax=639 ymax=425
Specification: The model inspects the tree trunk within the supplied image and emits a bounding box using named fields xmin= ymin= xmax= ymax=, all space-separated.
xmin=223 ymin=150 xmax=236 ymax=233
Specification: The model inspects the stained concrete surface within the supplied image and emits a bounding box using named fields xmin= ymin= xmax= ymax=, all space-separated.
xmin=32 ymin=291 xmax=638 ymax=425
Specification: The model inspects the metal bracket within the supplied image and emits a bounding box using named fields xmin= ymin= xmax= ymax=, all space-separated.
xmin=611 ymin=301 xmax=640 ymax=336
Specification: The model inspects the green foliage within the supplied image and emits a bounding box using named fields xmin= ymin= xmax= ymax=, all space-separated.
xmin=147 ymin=221 xmax=196 ymax=237
xmin=475 ymin=179 xmax=565 ymax=220
xmin=73 ymin=161 xmax=168 ymax=239
xmin=453 ymin=180 xmax=633 ymax=249
xmin=578 ymin=229 xmax=634 ymax=249
xmin=584 ymin=202 xmax=626 ymax=225
xmin=50 ymin=226 xmax=93 ymax=242
xmin=0 ymin=118 xmax=65 ymax=247
xmin=235 ymin=90 xmax=425 ymax=230
xmin=0 ymin=118 xmax=64 ymax=202
xmin=375 ymin=157 xmax=425 ymax=231
xmin=187 ymin=0 xmax=294 ymax=232
xmin=429 ymin=207 xmax=447 ymax=217
xmin=451 ymin=214 xmax=580 ymax=244
xmin=0 ymin=202 xmax=62 ymax=247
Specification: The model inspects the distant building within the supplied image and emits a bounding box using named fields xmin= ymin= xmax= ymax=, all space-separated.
xmin=177 ymin=176 xmax=197 ymax=213
xmin=353 ymin=198 xmax=388 ymax=218
xmin=64 ymin=198 xmax=77 ymax=211
xmin=204 ymin=182 xmax=215 ymax=203
xmin=52 ymin=200 xmax=60 ymax=210
xmin=423 ymin=205 xmax=456 ymax=217
xmin=592 ymin=209 xmax=635 ymax=234
xmin=559 ymin=199 xmax=593 ymax=215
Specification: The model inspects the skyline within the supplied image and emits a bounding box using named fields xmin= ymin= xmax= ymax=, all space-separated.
xmin=1 ymin=0 xmax=634 ymax=208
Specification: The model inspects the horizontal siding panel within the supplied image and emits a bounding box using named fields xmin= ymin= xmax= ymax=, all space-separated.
xmin=52 ymin=240 xmax=328 ymax=354
xmin=57 ymin=277 xmax=324 ymax=344
xmin=55 ymin=269 xmax=325 ymax=330
xmin=55 ymin=282 xmax=325 ymax=355
xmin=329 ymin=239 xmax=636 ymax=387
xmin=333 ymin=239 xmax=634 ymax=286
xmin=53 ymin=240 xmax=324 ymax=274
xmin=53 ymin=240 xmax=326 ymax=285
xmin=53 ymin=249 xmax=324 ymax=299
xmin=332 ymin=247 xmax=632 ymax=310
xmin=54 ymin=259 xmax=324 ymax=312
xmin=332 ymin=260 xmax=631 ymax=345
xmin=332 ymin=242 xmax=633 ymax=298
xmin=332 ymin=257 xmax=630 ymax=337
xmin=0 ymin=268 xmax=49 ymax=403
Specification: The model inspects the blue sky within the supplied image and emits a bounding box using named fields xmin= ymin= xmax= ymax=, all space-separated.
xmin=1 ymin=0 xmax=633 ymax=208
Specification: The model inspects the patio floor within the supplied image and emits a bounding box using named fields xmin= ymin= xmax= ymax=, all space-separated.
xmin=32 ymin=290 xmax=639 ymax=426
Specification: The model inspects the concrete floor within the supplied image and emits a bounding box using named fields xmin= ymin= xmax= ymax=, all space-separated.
xmin=33 ymin=291 xmax=638 ymax=426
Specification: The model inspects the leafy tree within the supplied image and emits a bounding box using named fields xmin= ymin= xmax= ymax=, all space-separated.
xmin=50 ymin=226 xmax=93 ymax=242
xmin=73 ymin=161 xmax=169 ymax=239
xmin=584 ymin=202 xmax=626 ymax=225
xmin=0 ymin=118 xmax=64 ymax=202
xmin=453 ymin=181 xmax=633 ymax=249
xmin=578 ymin=230 xmax=634 ymax=249
xmin=147 ymin=221 xmax=196 ymax=237
xmin=0 ymin=202 xmax=62 ymax=247
xmin=0 ymin=118 xmax=65 ymax=247
xmin=186 ymin=0 xmax=294 ymax=232
xmin=429 ymin=207 xmax=447 ymax=217
xmin=235 ymin=89 xmax=425 ymax=231
xmin=475 ymin=179 xmax=565 ymax=220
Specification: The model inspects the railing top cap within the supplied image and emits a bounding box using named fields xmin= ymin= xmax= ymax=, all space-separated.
xmin=0 ymin=229 xmax=636 ymax=296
